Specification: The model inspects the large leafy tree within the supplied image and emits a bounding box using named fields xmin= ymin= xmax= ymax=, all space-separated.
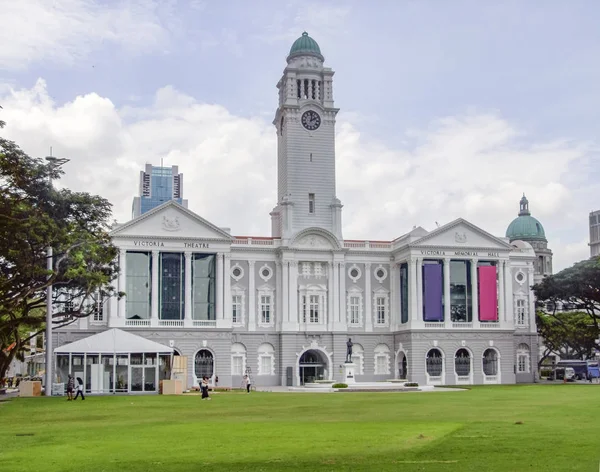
xmin=534 ymin=257 xmax=600 ymax=365
xmin=0 ymin=135 xmax=120 ymax=381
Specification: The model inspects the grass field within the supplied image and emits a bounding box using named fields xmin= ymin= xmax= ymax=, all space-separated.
xmin=0 ymin=385 xmax=598 ymax=471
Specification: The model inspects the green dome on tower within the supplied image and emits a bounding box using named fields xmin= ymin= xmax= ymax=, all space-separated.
xmin=506 ymin=194 xmax=547 ymax=241
xmin=288 ymin=32 xmax=323 ymax=60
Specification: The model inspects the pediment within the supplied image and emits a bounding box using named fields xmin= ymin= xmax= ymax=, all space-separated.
xmin=290 ymin=227 xmax=341 ymax=250
xmin=110 ymin=201 xmax=233 ymax=241
xmin=412 ymin=219 xmax=512 ymax=251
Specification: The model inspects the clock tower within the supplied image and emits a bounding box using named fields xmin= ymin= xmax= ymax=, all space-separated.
xmin=271 ymin=32 xmax=343 ymax=242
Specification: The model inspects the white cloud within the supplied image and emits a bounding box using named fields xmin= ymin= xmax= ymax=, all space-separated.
xmin=0 ymin=80 xmax=595 ymax=271
xmin=0 ymin=0 xmax=174 ymax=70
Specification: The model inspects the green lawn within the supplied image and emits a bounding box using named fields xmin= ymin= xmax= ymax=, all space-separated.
xmin=0 ymin=385 xmax=598 ymax=471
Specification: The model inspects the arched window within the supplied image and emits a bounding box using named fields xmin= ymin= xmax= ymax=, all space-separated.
xmin=374 ymin=344 xmax=390 ymax=375
xmin=516 ymin=344 xmax=530 ymax=374
xmin=257 ymin=343 xmax=275 ymax=376
xmin=426 ymin=349 xmax=443 ymax=377
xmin=351 ymin=343 xmax=364 ymax=375
xmin=230 ymin=343 xmax=246 ymax=376
xmin=483 ymin=349 xmax=499 ymax=376
xmin=454 ymin=348 xmax=471 ymax=376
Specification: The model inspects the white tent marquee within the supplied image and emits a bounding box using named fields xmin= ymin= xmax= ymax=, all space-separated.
xmin=54 ymin=329 xmax=173 ymax=394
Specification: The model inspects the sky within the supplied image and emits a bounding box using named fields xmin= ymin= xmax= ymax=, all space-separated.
xmin=1 ymin=0 xmax=598 ymax=272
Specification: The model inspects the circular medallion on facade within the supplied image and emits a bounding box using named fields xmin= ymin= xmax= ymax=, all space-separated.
xmin=374 ymin=265 xmax=388 ymax=283
xmin=348 ymin=264 xmax=362 ymax=283
xmin=259 ymin=264 xmax=273 ymax=282
xmin=231 ymin=263 xmax=244 ymax=281
xmin=301 ymin=110 xmax=321 ymax=130
xmin=515 ymin=271 xmax=525 ymax=284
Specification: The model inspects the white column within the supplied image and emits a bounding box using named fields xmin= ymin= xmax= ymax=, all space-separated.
xmin=333 ymin=261 xmax=340 ymax=327
xmin=471 ymin=259 xmax=480 ymax=328
xmin=364 ymin=263 xmax=373 ymax=332
xmin=248 ymin=260 xmax=256 ymax=331
xmin=338 ymin=262 xmax=347 ymax=329
xmin=528 ymin=266 xmax=535 ymax=332
xmin=118 ymin=249 xmax=127 ymax=318
xmin=409 ymin=258 xmax=418 ymax=322
xmin=327 ymin=261 xmax=334 ymax=331
xmin=216 ymin=252 xmax=224 ymax=322
xmin=288 ymin=261 xmax=298 ymax=326
xmin=184 ymin=252 xmax=192 ymax=325
xmin=416 ymin=258 xmax=423 ymax=323
xmin=497 ymin=260 xmax=505 ymax=323
xmin=275 ymin=261 xmax=283 ymax=330
xmin=443 ymin=258 xmax=451 ymax=323
xmin=504 ymin=260 xmax=513 ymax=325
xmin=223 ymin=254 xmax=232 ymax=328
xmin=280 ymin=261 xmax=289 ymax=328
xmin=151 ymin=250 xmax=159 ymax=323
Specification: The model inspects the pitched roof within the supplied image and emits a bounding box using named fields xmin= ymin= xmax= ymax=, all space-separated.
xmin=54 ymin=328 xmax=173 ymax=354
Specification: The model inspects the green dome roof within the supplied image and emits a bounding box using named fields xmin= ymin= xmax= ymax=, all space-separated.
xmin=506 ymin=195 xmax=547 ymax=241
xmin=288 ymin=32 xmax=323 ymax=60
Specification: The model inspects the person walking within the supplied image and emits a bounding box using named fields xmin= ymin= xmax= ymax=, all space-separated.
xmin=74 ymin=377 xmax=85 ymax=400
xmin=243 ymin=374 xmax=252 ymax=394
xmin=201 ymin=376 xmax=211 ymax=400
xmin=66 ymin=375 xmax=75 ymax=401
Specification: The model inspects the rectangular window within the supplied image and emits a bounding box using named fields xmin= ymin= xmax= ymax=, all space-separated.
xmin=260 ymin=356 xmax=271 ymax=375
xmin=309 ymin=295 xmax=319 ymax=323
xmin=93 ymin=301 xmax=104 ymax=322
xmin=517 ymin=355 xmax=527 ymax=373
xmin=125 ymin=251 xmax=151 ymax=319
xmin=376 ymin=296 xmax=386 ymax=325
xmin=232 ymin=295 xmax=242 ymax=324
xmin=192 ymin=254 xmax=216 ymax=321
xmin=423 ymin=262 xmax=443 ymax=321
xmin=516 ymin=299 xmax=526 ymax=325
xmin=450 ymin=260 xmax=472 ymax=322
xmin=261 ymin=295 xmax=271 ymax=324
xmin=231 ymin=355 xmax=243 ymax=375
xmin=375 ymin=356 xmax=387 ymax=375
xmin=400 ymin=263 xmax=409 ymax=323
xmin=160 ymin=253 xmax=185 ymax=320
xmin=349 ymin=296 xmax=360 ymax=324
xmin=308 ymin=193 xmax=315 ymax=214
xmin=478 ymin=262 xmax=498 ymax=322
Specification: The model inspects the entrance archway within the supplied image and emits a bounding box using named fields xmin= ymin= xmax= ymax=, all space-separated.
xmin=194 ymin=349 xmax=214 ymax=385
xmin=398 ymin=352 xmax=408 ymax=380
xmin=298 ymin=349 xmax=328 ymax=385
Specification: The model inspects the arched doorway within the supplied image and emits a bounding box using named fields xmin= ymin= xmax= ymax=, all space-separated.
xmin=194 ymin=349 xmax=214 ymax=384
xmin=298 ymin=350 xmax=328 ymax=385
xmin=398 ymin=352 xmax=408 ymax=380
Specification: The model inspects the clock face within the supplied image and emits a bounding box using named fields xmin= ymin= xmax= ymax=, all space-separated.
xmin=301 ymin=110 xmax=321 ymax=131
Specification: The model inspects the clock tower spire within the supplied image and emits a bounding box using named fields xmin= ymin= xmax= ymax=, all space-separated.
xmin=270 ymin=32 xmax=343 ymax=243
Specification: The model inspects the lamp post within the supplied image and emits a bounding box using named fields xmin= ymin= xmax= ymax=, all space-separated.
xmin=44 ymin=153 xmax=70 ymax=397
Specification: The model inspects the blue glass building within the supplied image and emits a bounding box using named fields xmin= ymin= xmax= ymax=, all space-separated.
xmin=132 ymin=164 xmax=188 ymax=218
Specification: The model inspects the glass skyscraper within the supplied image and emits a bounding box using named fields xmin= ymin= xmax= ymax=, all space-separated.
xmin=132 ymin=164 xmax=188 ymax=218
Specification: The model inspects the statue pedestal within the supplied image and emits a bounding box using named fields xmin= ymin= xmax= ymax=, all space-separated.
xmin=341 ymin=362 xmax=357 ymax=384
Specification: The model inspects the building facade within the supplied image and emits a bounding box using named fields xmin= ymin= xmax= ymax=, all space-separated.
xmin=590 ymin=210 xmax=600 ymax=258
xmin=55 ymin=32 xmax=539 ymax=390
xmin=132 ymin=164 xmax=188 ymax=218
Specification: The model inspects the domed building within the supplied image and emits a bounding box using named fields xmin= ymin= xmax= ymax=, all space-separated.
xmin=506 ymin=194 xmax=553 ymax=283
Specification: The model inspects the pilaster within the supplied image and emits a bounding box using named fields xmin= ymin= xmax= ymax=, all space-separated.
xmin=327 ymin=261 xmax=334 ymax=331
xmin=216 ymin=252 xmax=224 ymax=323
xmin=442 ymin=258 xmax=450 ymax=323
xmin=281 ymin=261 xmax=289 ymax=327
xmin=151 ymin=250 xmax=159 ymax=322
xmin=409 ymin=258 xmax=418 ymax=322
xmin=117 ymin=249 xmax=127 ymax=318
xmin=289 ymin=261 xmax=298 ymax=328
xmin=416 ymin=258 xmax=423 ymax=323
xmin=336 ymin=262 xmax=347 ymax=330
xmin=248 ymin=260 xmax=256 ymax=331
xmin=364 ymin=262 xmax=373 ymax=332
xmin=503 ymin=260 xmax=513 ymax=327
xmin=222 ymin=253 xmax=232 ymax=328
xmin=184 ymin=252 xmax=192 ymax=326
xmin=471 ymin=259 xmax=480 ymax=328
xmin=498 ymin=260 xmax=505 ymax=323
xmin=333 ymin=261 xmax=340 ymax=329
xmin=528 ymin=265 xmax=536 ymax=333
xmin=275 ymin=261 xmax=283 ymax=330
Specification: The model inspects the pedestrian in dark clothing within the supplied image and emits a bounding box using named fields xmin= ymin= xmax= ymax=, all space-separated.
xmin=74 ymin=377 xmax=85 ymax=400
xmin=66 ymin=375 xmax=74 ymax=401
xmin=201 ymin=376 xmax=210 ymax=400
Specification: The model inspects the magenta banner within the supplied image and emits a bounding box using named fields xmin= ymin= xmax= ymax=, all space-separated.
xmin=478 ymin=266 xmax=498 ymax=321
xmin=423 ymin=264 xmax=443 ymax=321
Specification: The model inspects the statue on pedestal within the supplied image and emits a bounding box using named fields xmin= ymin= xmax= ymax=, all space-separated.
xmin=345 ymin=338 xmax=353 ymax=363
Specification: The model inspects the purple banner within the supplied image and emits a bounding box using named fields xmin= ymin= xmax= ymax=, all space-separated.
xmin=423 ymin=264 xmax=444 ymax=321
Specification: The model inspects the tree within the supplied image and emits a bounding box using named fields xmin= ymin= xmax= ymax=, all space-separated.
xmin=0 ymin=136 xmax=120 ymax=381
xmin=534 ymin=257 xmax=600 ymax=366
xmin=534 ymin=257 xmax=600 ymax=327
xmin=536 ymin=311 xmax=599 ymax=367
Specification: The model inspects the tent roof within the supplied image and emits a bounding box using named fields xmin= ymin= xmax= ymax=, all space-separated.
xmin=54 ymin=328 xmax=173 ymax=354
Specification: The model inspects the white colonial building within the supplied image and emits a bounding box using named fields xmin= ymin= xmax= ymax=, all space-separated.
xmin=53 ymin=32 xmax=539 ymax=393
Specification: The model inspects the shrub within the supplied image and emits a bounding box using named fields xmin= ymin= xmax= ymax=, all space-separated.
xmin=332 ymin=383 xmax=348 ymax=389
xmin=404 ymin=382 xmax=419 ymax=387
